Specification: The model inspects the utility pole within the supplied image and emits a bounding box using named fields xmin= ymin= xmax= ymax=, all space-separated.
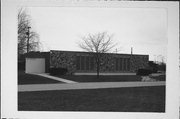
xmin=131 ymin=47 xmax=133 ymax=55
xmin=26 ymin=27 xmax=31 ymax=53
xmin=130 ymin=47 xmax=133 ymax=72
xmin=154 ymin=55 xmax=156 ymax=63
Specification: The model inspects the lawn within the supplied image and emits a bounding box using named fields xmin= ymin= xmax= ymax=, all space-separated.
xmin=18 ymin=70 xmax=63 ymax=85
xmin=18 ymin=86 xmax=165 ymax=112
xmin=56 ymin=75 xmax=165 ymax=83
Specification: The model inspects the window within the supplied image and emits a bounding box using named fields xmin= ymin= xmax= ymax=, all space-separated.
xmin=76 ymin=56 xmax=80 ymax=70
xmin=119 ymin=58 xmax=122 ymax=71
xmin=86 ymin=56 xmax=90 ymax=70
xmin=116 ymin=58 xmax=130 ymax=71
xmin=90 ymin=57 xmax=94 ymax=70
xmin=116 ymin=58 xmax=119 ymax=71
xmin=127 ymin=58 xmax=130 ymax=70
xmin=76 ymin=56 xmax=95 ymax=71
xmin=81 ymin=56 xmax=85 ymax=70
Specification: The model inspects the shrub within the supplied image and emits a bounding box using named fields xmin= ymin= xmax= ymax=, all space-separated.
xmin=136 ymin=69 xmax=152 ymax=76
xmin=148 ymin=61 xmax=158 ymax=73
xmin=50 ymin=67 xmax=68 ymax=76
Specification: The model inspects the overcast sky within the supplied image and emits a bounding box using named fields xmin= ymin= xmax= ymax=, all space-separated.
xmin=27 ymin=7 xmax=167 ymax=62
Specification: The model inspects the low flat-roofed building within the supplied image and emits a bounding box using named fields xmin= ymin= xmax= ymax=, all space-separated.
xmin=23 ymin=50 xmax=149 ymax=74
xmin=50 ymin=50 xmax=149 ymax=74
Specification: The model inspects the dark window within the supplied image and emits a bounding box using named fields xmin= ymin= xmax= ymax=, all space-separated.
xmin=126 ymin=58 xmax=128 ymax=70
xmin=86 ymin=56 xmax=90 ymax=70
xmin=81 ymin=56 xmax=85 ymax=70
xmin=116 ymin=58 xmax=124 ymax=71
xmin=124 ymin=58 xmax=126 ymax=71
xmin=116 ymin=58 xmax=130 ymax=71
xmin=119 ymin=58 xmax=122 ymax=71
xmin=76 ymin=56 xmax=80 ymax=70
xmin=90 ymin=57 xmax=94 ymax=70
xmin=122 ymin=58 xmax=125 ymax=71
xmin=127 ymin=58 xmax=130 ymax=71
xmin=116 ymin=58 xmax=119 ymax=71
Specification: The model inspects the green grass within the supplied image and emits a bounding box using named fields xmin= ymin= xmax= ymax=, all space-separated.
xmin=56 ymin=75 xmax=165 ymax=82
xmin=18 ymin=70 xmax=63 ymax=85
xmin=18 ymin=86 xmax=165 ymax=112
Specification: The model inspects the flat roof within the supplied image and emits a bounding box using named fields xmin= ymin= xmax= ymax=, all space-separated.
xmin=50 ymin=50 xmax=149 ymax=57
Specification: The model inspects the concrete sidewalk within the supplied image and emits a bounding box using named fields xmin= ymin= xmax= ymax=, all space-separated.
xmin=18 ymin=81 xmax=165 ymax=92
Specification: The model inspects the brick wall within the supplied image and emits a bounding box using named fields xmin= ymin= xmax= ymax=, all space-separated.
xmin=130 ymin=55 xmax=149 ymax=72
xmin=50 ymin=50 xmax=149 ymax=74
xmin=50 ymin=51 xmax=77 ymax=74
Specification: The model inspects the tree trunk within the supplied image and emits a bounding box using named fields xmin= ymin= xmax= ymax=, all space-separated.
xmin=97 ymin=64 xmax=99 ymax=79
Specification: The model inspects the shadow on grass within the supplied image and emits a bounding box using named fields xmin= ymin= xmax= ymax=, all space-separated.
xmin=18 ymin=70 xmax=62 ymax=85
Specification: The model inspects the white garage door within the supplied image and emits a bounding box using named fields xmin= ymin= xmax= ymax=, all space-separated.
xmin=25 ymin=58 xmax=45 ymax=73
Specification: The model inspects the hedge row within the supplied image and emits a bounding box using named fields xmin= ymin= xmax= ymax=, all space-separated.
xmin=136 ymin=69 xmax=152 ymax=76
xmin=49 ymin=67 xmax=68 ymax=76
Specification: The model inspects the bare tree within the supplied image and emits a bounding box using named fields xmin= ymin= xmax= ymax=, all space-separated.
xmin=78 ymin=32 xmax=117 ymax=78
xmin=18 ymin=8 xmax=40 ymax=58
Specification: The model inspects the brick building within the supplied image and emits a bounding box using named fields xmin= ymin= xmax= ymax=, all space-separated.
xmin=23 ymin=50 xmax=149 ymax=74
xmin=50 ymin=50 xmax=149 ymax=74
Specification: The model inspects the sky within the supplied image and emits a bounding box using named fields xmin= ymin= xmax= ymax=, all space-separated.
xmin=27 ymin=7 xmax=167 ymax=62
